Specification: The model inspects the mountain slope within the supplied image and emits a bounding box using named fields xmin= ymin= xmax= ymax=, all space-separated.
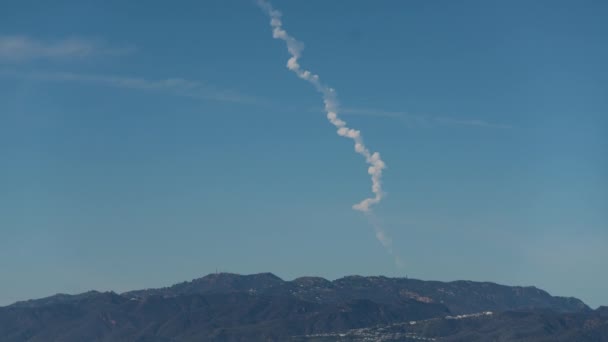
xmin=294 ymin=308 xmax=608 ymax=342
xmin=0 ymin=291 xmax=448 ymax=342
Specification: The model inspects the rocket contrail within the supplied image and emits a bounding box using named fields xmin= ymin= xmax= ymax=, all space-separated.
xmin=257 ymin=1 xmax=402 ymax=267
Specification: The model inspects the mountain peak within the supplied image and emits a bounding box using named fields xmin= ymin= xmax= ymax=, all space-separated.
xmin=293 ymin=276 xmax=332 ymax=287
xmin=195 ymin=272 xmax=284 ymax=286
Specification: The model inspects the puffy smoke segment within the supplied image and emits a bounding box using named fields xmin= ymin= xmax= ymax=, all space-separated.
xmin=257 ymin=0 xmax=385 ymax=213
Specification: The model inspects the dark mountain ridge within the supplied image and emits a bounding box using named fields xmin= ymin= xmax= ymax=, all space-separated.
xmin=121 ymin=272 xmax=589 ymax=314
xmin=1 ymin=273 xmax=602 ymax=342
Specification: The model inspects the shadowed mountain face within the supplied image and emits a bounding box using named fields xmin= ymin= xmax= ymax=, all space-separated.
xmin=123 ymin=273 xmax=589 ymax=314
xmin=0 ymin=273 xmax=602 ymax=342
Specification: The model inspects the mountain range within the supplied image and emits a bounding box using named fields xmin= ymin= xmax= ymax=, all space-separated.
xmin=1 ymin=273 xmax=605 ymax=341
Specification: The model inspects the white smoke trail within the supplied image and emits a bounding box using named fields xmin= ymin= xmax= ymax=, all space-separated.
xmin=257 ymin=0 xmax=402 ymax=267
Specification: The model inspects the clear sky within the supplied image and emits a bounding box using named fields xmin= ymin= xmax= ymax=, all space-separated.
xmin=1 ymin=0 xmax=606 ymax=308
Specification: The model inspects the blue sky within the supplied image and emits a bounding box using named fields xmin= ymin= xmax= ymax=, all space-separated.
xmin=1 ymin=0 xmax=606 ymax=307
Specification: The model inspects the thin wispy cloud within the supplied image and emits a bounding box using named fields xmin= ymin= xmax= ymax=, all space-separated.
xmin=432 ymin=117 xmax=513 ymax=129
xmin=0 ymin=35 xmax=133 ymax=62
xmin=1 ymin=69 xmax=264 ymax=105
xmin=2 ymin=65 xmax=512 ymax=122
xmin=340 ymin=107 xmax=513 ymax=129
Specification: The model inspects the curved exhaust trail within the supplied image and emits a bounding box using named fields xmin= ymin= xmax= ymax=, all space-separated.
xmin=257 ymin=0 xmax=402 ymax=267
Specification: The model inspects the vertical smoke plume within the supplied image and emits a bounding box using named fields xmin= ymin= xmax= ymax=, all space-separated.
xmin=258 ymin=0 xmax=402 ymax=266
